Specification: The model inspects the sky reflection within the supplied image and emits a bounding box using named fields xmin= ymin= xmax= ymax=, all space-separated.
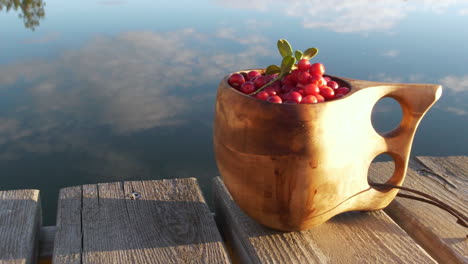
xmin=0 ymin=0 xmax=467 ymax=225
xmin=217 ymin=0 xmax=468 ymax=32
xmin=0 ymin=29 xmax=272 ymax=136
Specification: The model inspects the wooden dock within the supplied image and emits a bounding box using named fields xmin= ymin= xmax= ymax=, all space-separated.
xmin=1 ymin=156 xmax=466 ymax=263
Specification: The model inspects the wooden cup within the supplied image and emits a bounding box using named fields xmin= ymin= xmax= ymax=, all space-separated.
xmin=213 ymin=72 xmax=442 ymax=231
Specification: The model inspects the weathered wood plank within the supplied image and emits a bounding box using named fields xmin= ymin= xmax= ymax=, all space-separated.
xmin=370 ymin=156 xmax=467 ymax=263
xmin=53 ymin=178 xmax=230 ymax=264
xmin=0 ymin=189 xmax=41 ymax=264
xmin=213 ymin=177 xmax=435 ymax=263
xmin=52 ymin=186 xmax=82 ymax=264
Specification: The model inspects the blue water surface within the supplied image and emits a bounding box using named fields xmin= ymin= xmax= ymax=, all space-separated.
xmin=1 ymin=0 xmax=467 ymax=224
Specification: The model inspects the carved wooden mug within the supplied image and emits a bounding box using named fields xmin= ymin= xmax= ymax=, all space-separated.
xmin=213 ymin=71 xmax=442 ymax=231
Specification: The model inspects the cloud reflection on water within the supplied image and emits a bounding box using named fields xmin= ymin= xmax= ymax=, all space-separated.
xmin=217 ymin=0 xmax=468 ymax=32
xmin=369 ymin=72 xmax=468 ymax=117
xmin=0 ymin=28 xmax=271 ymax=135
xmin=0 ymin=27 xmax=273 ymax=171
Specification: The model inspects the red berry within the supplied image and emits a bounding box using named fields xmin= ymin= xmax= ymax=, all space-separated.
xmin=267 ymin=95 xmax=282 ymax=104
xmin=268 ymin=73 xmax=279 ymax=80
xmin=287 ymin=91 xmax=302 ymax=103
xmin=320 ymin=86 xmax=335 ymax=100
xmin=289 ymin=69 xmax=301 ymax=82
xmin=336 ymin=87 xmax=350 ymax=95
xmin=239 ymin=82 xmax=256 ymax=94
xmin=334 ymin=93 xmax=345 ymax=99
xmin=281 ymin=75 xmax=296 ymax=86
xmin=308 ymin=74 xmax=321 ymax=85
xmin=301 ymin=95 xmax=318 ymax=104
xmin=315 ymin=94 xmax=325 ymax=102
xmin=228 ymin=73 xmax=245 ymax=88
xmin=280 ymin=84 xmax=294 ymax=93
xmin=264 ymin=86 xmax=277 ymax=96
xmin=327 ymin=81 xmax=339 ymax=90
xmin=246 ymin=70 xmax=261 ymax=81
xmin=323 ymin=76 xmax=331 ymax=82
xmin=297 ymin=71 xmax=311 ymax=85
xmin=297 ymin=59 xmax=311 ymax=72
xmin=318 ymin=77 xmax=327 ymax=87
xmin=256 ymin=91 xmax=269 ymax=100
xmin=303 ymin=83 xmax=319 ymax=95
xmin=310 ymin=63 xmax=325 ymax=75
xmin=253 ymin=76 xmax=267 ymax=88
xmin=264 ymin=80 xmax=281 ymax=91
xmin=291 ymin=87 xmax=305 ymax=96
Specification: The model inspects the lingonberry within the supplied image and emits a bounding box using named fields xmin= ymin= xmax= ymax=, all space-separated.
xmin=297 ymin=71 xmax=311 ymax=85
xmin=320 ymin=86 xmax=335 ymax=100
xmin=281 ymin=75 xmax=296 ymax=86
xmin=291 ymin=87 xmax=305 ymax=96
xmin=268 ymin=73 xmax=279 ymax=80
xmin=310 ymin=63 xmax=325 ymax=76
xmin=301 ymin=95 xmax=318 ymax=104
xmin=288 ymin=91 xmax=302 ymax=103
xmin=228 ymin=73 xmax=245 ymax=88
xmin=253 ymin=76 xmax=268 ymax=88
xmin=315 ymin=94 xmax=325 ymax=102
xmin=318 ymin=77 xmax=327 ymax=87
xmin=336 ymin=87 xmax=350 ymax=95
xmin=239 ymin=82 xmax=256 ymax=94
xmin=264 ymin=86 xmax=278 ymax=96
xmin=256 ymin=91 xmax=269 ymax=101
xmin=303 ymin=83 xmax=320 ymax=95
xmin=246 ymin=70 xmax=261 ymax=81
xmin=280 ymin=84 xmax=295 ymax=94
xmin=308 ymin=74 xmax=321 ymax=85
xmin=327 ymin=81 xmax=339 ymax=90
xmin=297 ymin=59 xmax=311 ymax=72
xmin=267 ymin=95 xmax=282 ymax=103
xmin=289 ymin=69 xmax=301 ymax=83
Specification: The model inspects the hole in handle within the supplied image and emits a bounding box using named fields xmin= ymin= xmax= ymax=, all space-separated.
xmin=367 ymin=153 xmax=395 ymax=191
xmin=371 ymin=97 xmax=402 ymax=135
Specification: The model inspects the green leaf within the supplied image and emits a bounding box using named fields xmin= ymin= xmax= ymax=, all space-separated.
xmin=277 ymin=39 xmax=293 ymax=58
xmin=280 ymin=55 xmax=295 ymax=74
xmin=302 ymin=48 xmax=319 ymax=60
xmin=294 ymin=50 xmax=303 ymax=61
xmin=265 ymin=65 xmax=281 ymax=75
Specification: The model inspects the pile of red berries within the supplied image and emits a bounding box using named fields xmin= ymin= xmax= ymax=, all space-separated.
xmin=228 ymin=60 xmax=350 ymax=104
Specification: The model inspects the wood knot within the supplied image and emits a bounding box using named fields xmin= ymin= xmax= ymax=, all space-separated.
xmin=130 ymin=192 xmax=141 ymax=200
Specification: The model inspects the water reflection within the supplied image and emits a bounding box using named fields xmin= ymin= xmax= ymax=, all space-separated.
xmin=0 ymin=28 xmax=274 ymax=223
xmin=1 ymin=0 xmax=468 ymax=225
xmin=0 ymin=29 xmax=271 ymax=134
xmin=217 ymin=0 xmax=468 ymax=32
xmin=0 ymin=0 xmax=45 ymax=30
xmin=0 ymin=28 xmax=271 ymax=218
xmin=370 ymin=72 xmax=468 ymax=117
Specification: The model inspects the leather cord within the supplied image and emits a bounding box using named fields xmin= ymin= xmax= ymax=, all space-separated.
xmin=369 ymin=182 xmax=467 ymax=230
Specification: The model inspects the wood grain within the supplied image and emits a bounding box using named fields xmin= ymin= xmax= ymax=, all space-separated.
xmin=213 ymin=177 xmax=435 ymax=263
xmin=53 ymin=186 xmax=82 ymax=264
xmin=370 ymin=156 xmax=468 ymax=263
xmin=0 ymin=189 xmax=41 ymax=264
xmin=53 ymin=178 xmax=230 ymax=264
xmin=214 ymin=72 xmax=442 ymax=231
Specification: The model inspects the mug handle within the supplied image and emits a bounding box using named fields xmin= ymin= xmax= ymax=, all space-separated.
xmin=342 ymin=77 xmax=442 ymax=209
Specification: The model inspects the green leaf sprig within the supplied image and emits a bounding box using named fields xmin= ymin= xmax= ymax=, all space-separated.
xmin=249 ymin=39 xmax=319 ymax=95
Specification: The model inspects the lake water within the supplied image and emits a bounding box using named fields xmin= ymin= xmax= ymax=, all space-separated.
xmin=1 ymin=0 xmax=467 ymax=225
